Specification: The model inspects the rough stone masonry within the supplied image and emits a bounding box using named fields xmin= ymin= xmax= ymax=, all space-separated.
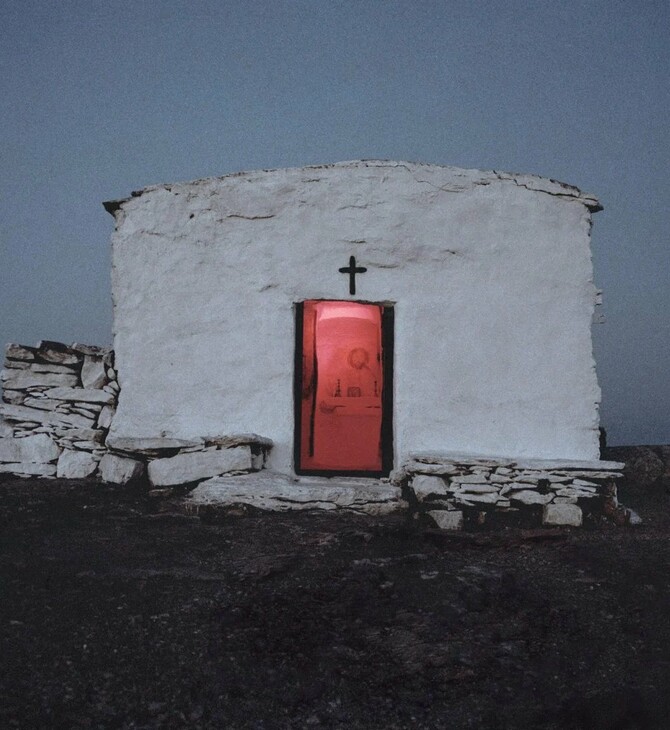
xmin=0 ymin=341 xmax=632 ymax=529
xmin=0 ymin=341 xmax=271 ymax=486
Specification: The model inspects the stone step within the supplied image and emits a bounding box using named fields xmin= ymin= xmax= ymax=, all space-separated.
xmin=186 ymin=472 xmax=405 ymax=516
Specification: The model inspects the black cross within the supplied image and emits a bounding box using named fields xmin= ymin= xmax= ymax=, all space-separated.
xmin=339 ymin=255 xmax=367 ymax=295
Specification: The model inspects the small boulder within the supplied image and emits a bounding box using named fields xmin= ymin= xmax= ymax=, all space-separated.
xmin=427 ymin=510 xmax=463 ymax=530
xmin=97 ymin=405 xmax=115 ymax=430
xmin=411 ymin=474 xmax=448 ymax=501
xmin=57 ymin=451 xmax=99 ymax=479
xmin=147 ymin=447 xmax=254 ymax=487
xmin=542 ymin=503 xmax=583 ymax=527
xmin=510 ymin=489 xmax=553 ymax=505
xmin=99 ymin=453 xmax=145 ymax=484
xmin=0 ymin=433 xmax=61 ymax=463
xmin=81 ymin=355 xmax=107 ymax=389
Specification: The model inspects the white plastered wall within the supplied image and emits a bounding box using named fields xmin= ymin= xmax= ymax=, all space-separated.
xmin=107 ymin=160 xmax=602 ymax=473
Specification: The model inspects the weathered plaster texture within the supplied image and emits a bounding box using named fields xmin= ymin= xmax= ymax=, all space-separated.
xmin=107 ymin=160 xmax=602 ymax=473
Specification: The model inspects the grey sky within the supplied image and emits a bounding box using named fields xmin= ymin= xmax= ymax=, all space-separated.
xmin=1 ymin=0 xmax=668 ymax=446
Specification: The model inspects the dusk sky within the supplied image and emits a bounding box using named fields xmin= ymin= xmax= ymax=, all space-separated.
xmin=1 ymin=1 xmax=668 ymax=446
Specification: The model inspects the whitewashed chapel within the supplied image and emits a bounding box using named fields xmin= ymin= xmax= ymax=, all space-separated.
xmin=0 ymin=161 xmax=628 ymax=527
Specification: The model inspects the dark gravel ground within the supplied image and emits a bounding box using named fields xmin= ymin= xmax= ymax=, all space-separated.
xmin=1 ymin=468 xmax=669 ymax=729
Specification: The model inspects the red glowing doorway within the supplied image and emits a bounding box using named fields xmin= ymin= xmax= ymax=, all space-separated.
xmin=294 ymin=300 xmax=393 ymax=476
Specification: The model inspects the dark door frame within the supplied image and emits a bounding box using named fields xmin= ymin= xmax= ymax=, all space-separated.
xmin=293 ymin=299 xmax=394 ymax=478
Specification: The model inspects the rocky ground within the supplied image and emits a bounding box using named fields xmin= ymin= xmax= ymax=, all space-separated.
xmin=1 ymin=448 xmax=669 ymax=729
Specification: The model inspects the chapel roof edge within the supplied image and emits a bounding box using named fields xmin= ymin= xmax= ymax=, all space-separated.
xmin=102 ymin=160 xmax=602 ymax=215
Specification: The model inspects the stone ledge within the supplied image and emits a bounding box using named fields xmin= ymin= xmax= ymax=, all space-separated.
xmin=403 ymin=452 xmax=630 ymax=529
xmin=409 ymin=452 xmax=624 ymax=472
xmin=105 ymin=433 xmax=273 ymax=458
xmin=105 ymin=436 xmax=205 ymax=456
xmin=186 ymin=472 xmax=405 ymax=516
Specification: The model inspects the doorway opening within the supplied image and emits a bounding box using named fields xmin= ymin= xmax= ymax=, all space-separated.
xmin=294 ymin=300 xmax=393 ymax=477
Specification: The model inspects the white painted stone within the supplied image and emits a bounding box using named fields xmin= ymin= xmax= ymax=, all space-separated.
xmin=2 ymin=390 xmax=26 ymax=404
xmin=427 ymin=510 xmax=463 ymax=530
xmin=1 ymin=369 xmax=78 ymax=390
xmin=0 ymin=434 xmax=61 ymax=463
xmin=495 ymin=498 xmax=511 ymax=508
xmin=2 ymin=391 xmax=27 ymax=406
xmin=107 ymin=368 xmax=117 ymax=380
xmin=52 ymin=427 xmax=104 ymax=441
xmin=505 ymin=482 xmax=540 ymax=491
xmin=513 ymin=458 xmax=624 ymax=471
xmin=404 ymin=461 xmax=460 ymax=476
xmin=553 ymin=496 xmax=578 ymax=504
xmin=0 ymin=418 xmax=12 ymax=437
xmin=452 ymin=474 xmax=491 ymax=483
xmin=106 ymin=436 xmax=204 ymax=455
xmin=69 ymin=406 xmax=103 ymax=418
xmin=489 ymin=474 xmax=512 ymax=483
xmin=43 ymin=388 xmax=114 ymax=404
xmin=552 ymin=470 xmax=622 ymax=479
xmin=23 ymin=397 xmax=70 ymax=411
xmin=107 ymin=162 xmax=603 ymax=473
xmin=510 ymin=490 xmax=553 ymax=505
xmin=413 ymin=452 xmax=515 ymax=468
xmin=458 ymin=484 xmax=499 ymax=494
xmin=28 ymin=363 xmax=78 ymax=374
xmin=71 ymin=440 xmax=105 ymax=451
xmin=518 ymin=471 xmax=558 ymax=480
xmin=425 ymin=497 xmax=457 ymax=510
xmin=388 ymin=468 xmax=408 ymax=485
xmin=0 ymin=462 xmax=57 ymax=476
xmin=572 ymin=479 xmax=598 ymax=487
xmin=97 ymin=405 xmax=115 ymax=430
xmin=411 ymin=474 xmax=448 ymax=501
xmin=187 ymin=472 xmax=404 ymax=515
xmin=542 ymin=503 xmax=582 ymax=526
xmin=148 ymin=446 xmax=254 ymax=486
xmin=555 ymin=487 xmax=598 ymax=498
xmin=56 ymin=451 xmax=99 ymax=478
xmin=98 ymin=453 xmax=145 ymax=484
xmin=81 ymin=356 xmax=107 ymax=389
xmin=452 ymin=491 xmax=499 ymax=504
xmin=0 ymin=403 xmax=95 ymax=429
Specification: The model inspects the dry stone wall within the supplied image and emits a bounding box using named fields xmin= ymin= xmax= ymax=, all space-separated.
xmin=0 ymin=342 xmax=272 ymax=486
xmin=1 ymin=341 xmax=628 ymax=529
xmin=397 ymin=453 xmax=631 ymax=529
xmin=0 ymin=342 xmax=117 ymax=478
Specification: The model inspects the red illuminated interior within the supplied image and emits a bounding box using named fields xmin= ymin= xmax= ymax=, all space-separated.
xmin=299 ymin=300 xmax=384 ymax=472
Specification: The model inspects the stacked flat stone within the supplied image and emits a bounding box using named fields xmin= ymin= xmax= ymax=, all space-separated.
xmin=104 ymin=434 xmax=273 ymax=487
xmin=0 ymin=341 xmax=274 ymax=487
xmin=397 ymin=453 xmax=627 ymax=529
xmin=0 ymin=341 xmax=117 ymax=478
xmin=0 ymin=340 xmax=630 ymax=530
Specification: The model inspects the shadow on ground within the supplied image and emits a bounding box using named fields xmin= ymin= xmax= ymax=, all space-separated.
xmin=1 ymin=461 xmax=669 ymax=729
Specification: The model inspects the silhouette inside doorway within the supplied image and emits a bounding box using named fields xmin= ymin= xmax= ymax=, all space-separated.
xmin=295 ymin=300 xmax=393 ymax=475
